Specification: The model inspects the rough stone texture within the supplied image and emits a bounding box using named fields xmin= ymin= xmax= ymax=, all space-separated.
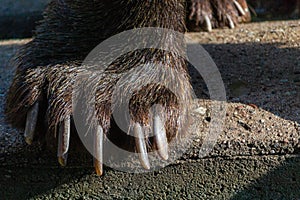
xmin=1 ymin=20 xmax=300 ymax=199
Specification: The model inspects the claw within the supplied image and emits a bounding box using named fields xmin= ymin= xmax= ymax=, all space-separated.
xmin=233 ymin=0 xmax=246 ymax=16
xmin=153 ymin=115 xmax=168 ymax=160
xmin=94 ymin=125 xmax=104 ymax=176
xmin=226 ymin=14 xmax=235 ymax=29
xmin=134 ymin=122 xmax=150 ymax=170
xmin=204 ymin=15 xmax=212 ymax=32
xmin=24 ymin=102 xmax=39 ymax=145
xmin=57 ymin=115 xmax=70 ymax=167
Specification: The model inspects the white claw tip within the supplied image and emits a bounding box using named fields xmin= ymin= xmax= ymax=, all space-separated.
xmin=204 ymin=15 xmax=212 ymax=32
xmin=153 ymin=115 xmax=169 ymax=161
xmin=134 ymin=123 xmax=151 ymax=170
xmin=227 ymin=15 xmax=235 ymax=29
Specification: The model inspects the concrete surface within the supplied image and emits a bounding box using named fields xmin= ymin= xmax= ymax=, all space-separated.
xmin=0 ymin=20 xmax=300 ymax=199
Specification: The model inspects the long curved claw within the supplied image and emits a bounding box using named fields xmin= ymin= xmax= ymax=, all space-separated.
xmin=204 ymin=15 xmax=212 ymax=32
xmin=233 ymin=0 xmax=246 ymax=16
xmin=153 ymin=115 xmax=168 ymax=160
xmin=134 ymin=122 xmax=150 ymax=170
xmin=57 ymin=115 xmax=71 ymax=167
xmin=24 ymin=102 xmax=39 ymax=145
xmin=94 ymin=125 xmax=104 ymax=176
xmin=226 ymin=14 xmax=235 ymax=29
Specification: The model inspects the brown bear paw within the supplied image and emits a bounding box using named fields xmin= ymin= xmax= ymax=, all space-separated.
xmin=188 ymin=0 xmax=251 ymax=31
xmin=5 ymin=52 xmax=193 ymax=175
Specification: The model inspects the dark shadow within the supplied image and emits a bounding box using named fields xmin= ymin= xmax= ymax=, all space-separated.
xmin=0 ymin=12 xmax=43 ymax=39
xmin=189 ymin=42 xmax=300 ymax=124
xmin=246 ymin=0 xmax=300 ymax=22
xmin=251 ymin=16 xmax=300 ymax=23
xmin=2 ymin=146 xmax=299 ymax=199
xmin=232 ymin=156 xmax=300 ymax=200
xmin=0 ymin=145 xmax=95 ymax=199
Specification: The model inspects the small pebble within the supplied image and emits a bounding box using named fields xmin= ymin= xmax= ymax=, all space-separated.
xmin=194 ymin=107 xmax=207 ymax=115
xmin=270 ymin=150 xmax=275 ymax=154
